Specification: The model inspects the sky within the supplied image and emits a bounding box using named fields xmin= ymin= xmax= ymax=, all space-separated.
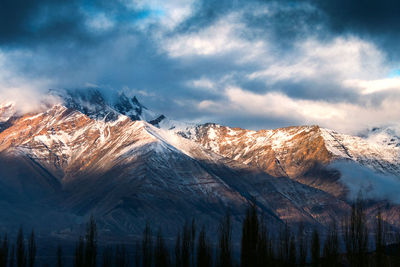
xmin=1 ymin=0 xmax=400 ymax=134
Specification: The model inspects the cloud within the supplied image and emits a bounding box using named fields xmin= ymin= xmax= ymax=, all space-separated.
xmin=344 ymin=78 xmax=400 ymax=95
xmin=332 ymin=161 xmax=400 ymax=204
xmin=1 ymin=0 xmax=400 ymax=134
xmin=197 ymin=86 xmax=400 ymax=134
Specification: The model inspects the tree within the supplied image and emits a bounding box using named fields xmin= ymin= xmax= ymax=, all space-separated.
xmin=115 ymin=244 xmax=129 ymax=267
xmin=0 ymin=233 xmax=9 ymax=267
xmin=343 ymin=194 xmax=369 ymax=267
xmin=311 ymin=229 xmax=320 ymax=267
xmin=135 ymin=240 xmax=141 ymax=267
xmin=288 ymin=235 xmax=296 ymax=266
xmin=298 ymin=223 xmax=307 ymax=267
xmin=16 ymin=227 xmax=26 ymax=267
xmin=190 ymin=219 xmax=196 ymax=267
xmin=278 ymin=222 xmax=291 ymax=264
xmin=175 ymin=231 xmax=182 ymax=267
xmin=84 ymin=216 xmax=97 ymax=267
xmin=374 ymin=208 xmax=387 ymax=267
xmin=257 ymin=216 xmax=272 ymax=267
xmin=197 ymin=226 xmax=212 ymax=267
xmin=101 ymin=246 xmax=112 ymax=267
xmin=57 ymin=245 xmax=63 ymax=267
xmin=154 ymin=229 xmax=170 ymax=267
xmin=241 ymin=201 xmax=259 ymax=267
xmin=74 ymin=236 xmax=84 ymax=267
xmin=142 ymin=223 xmax=153 ymax=267
xmin=9 ymin=244 xmax=15 ymax=267
xmin=181 ymin=222 xmax=191 ymax=267
xmin=322 ymin=221 xmax=339 ymax=267
xmin=216 ymin=211 xmax=233 ymax=267
xmin=27 ymin=230 xmax=36 ymax=267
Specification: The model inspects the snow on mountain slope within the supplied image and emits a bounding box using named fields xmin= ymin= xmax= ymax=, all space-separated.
xmin=2 ymin=88 xmax=400 ymax=235
xmin=320 ymin=128 xmax=400 ymax=176
xmin=0 ymin=97 xmax=352 ymax=235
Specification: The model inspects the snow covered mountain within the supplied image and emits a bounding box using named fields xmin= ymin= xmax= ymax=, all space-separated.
xmin=0 ymin=88 xmax=399 ymax=238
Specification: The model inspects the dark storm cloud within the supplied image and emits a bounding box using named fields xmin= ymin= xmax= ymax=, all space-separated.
xmin=308 ymin=0 xmax=400 ymax=58
xmin=0 ymin=0 xmax=87 ymax=46
xmin=1 ymin=0 xmax=400 ymax=132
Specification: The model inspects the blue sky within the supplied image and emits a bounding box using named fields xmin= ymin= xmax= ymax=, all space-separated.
xmin=1 ymin=0 xmax=400 ymax=134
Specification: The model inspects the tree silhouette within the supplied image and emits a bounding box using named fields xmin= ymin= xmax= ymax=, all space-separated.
xmin=241 ymin=201 xmax=259 ymax=267
xmin=374 ymin=208 xmax=387 ymax=267
xmin=0 ymin=233 xmax=9 ymax=267
xmin=74 ymin=236 xmax=84 ymax=267
xmin=175 ymin=231 xmax=182 ymax=267
xmin=9 ymin=244 xmax=15 ymax=267
xmin=311 ymin=228 xmax=320 ymax=267
xmin=84 ymin=216 xmax=97 ymax=267
xmin=101 ymin=246 xmax=112 ymax=267
xmin=298 ymin=223 xmax=307 ymax=267
xmin=56 ymin=245 xmax=63 ymax=267
xmin=142 ymin=222 xmax=153 ymax=267
xmin=16 ymin=227 xmax=26 ymax=267
xmin=196 ymin=226 xmax=212 ymax=267
xmin=154 ymin=229 xmax=170 ymax=267
xmin=27 ymin=230 xmax=36 ymax=267
xmin=322 ymin=221 xmax=339 ymax=267
xmin=115 ymin=244 xmax=129 ymax=267
xmin=216 ymin=211 xmax=233 ymax=267
xmin=343 ymin=194 xmax=368 ymax=267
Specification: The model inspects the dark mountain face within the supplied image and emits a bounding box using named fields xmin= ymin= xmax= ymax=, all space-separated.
xmin=0 ymin=89 xmax=399 ymax=241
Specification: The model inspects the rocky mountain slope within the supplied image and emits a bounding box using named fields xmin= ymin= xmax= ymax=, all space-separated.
xmin=0 ymin=88 xmax=399 ymax=238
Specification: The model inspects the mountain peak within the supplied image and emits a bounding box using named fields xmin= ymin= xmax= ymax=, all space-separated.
xmin=48 ymin=88 xmax=169 ymax=127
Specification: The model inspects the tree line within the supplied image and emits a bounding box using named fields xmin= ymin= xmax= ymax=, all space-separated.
xmin=0 ymin=196 xmax=399 ymax=266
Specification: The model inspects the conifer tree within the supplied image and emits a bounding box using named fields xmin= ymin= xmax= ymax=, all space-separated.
xmin=154 ymin=229 xmax=170 ymax=267
xmin=84 ymin=216 xmax=97 ymax=267
xmin=142 ymin=223 xmax=153 ymax=267
xmin=181 ymin=222 xmax=191 ymax=267
xmin=56 ymin=245 xmax=63 ymax=267
xmin=9 ymin=244 xmax=15 ymax=267
xmin=101 ymin=246 xmax=112 ymax=267
xmin=322 ymin=221 xmax=339 ymax=267
xmin=241 ymin=201 xmax=259 ymax=267
xmin=288 ymin=235 xmax=296 ymax=266
xmin=115 ymin=244 xmax=129 ymax=267
xmin=135 ymin=240 xmax=141 ymax=267
xmin=74 ymin=236 xmax=84 ymax=267
xmin=216 ymin=211 xmax=233 ymax=267
xmin=190 ymin=219 xmax=196 ymax=267
xmin=311 ymin=229 xmax=320 ymax=267
xmin=0 ymin=233 xmax=9 ymax=267
xmin=16 ymin=227 xmax=26 ymax=267
xmin=197 ymin=226 xmax=212 ymax=267
xmin=278 ymin=222 xmax=291 ymax=264
xmin=175 ymin=231 xmax=182 ymax=267
xmin=256 ymin=217 xmax=271 ymax=267
xmin=27 ymin=230 xmax=36 ymax=267
xmin=298 ymin=223 xmax=307 ymax=267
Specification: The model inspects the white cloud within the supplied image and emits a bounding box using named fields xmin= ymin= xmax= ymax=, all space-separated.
xmin=248 ymin=37 xmax=387 ymax=83
xmin=0 ymin=52 xmax=59 ymax=115
xmin=344 ymin=77 xmax=400 ymax=95
xmin=164 ymin=13 xmax=267 ymax=60
xmin=86 ymin=13 xmax=115 ymax=31
xmin=197 ymin=86 xmax=400 ymax=134
xmin=333 ymin=161 xmax=400 ymax=204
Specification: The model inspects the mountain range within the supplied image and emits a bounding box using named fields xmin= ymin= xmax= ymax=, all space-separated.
xmin=0 ymin=88 xmax=399 ymax=240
